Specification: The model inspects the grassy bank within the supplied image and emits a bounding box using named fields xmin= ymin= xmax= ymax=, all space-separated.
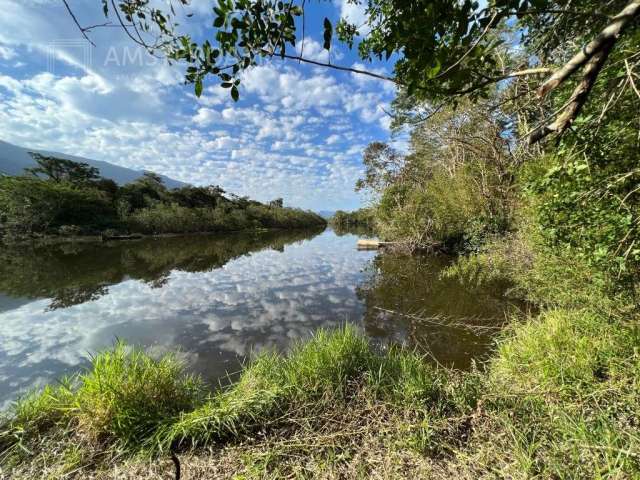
xmin=2 ymin=264 xmax=639 ymax=480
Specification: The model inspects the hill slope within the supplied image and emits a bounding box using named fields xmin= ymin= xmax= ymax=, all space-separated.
xmin=0 ymin=139 xmax=185 ymax=188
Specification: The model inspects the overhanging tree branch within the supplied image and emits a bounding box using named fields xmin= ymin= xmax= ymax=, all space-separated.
xmin=526 ymin=0 xmax=640 ymax=144
xmin=537 ymin=0 xmax=640 ymax=98
xmin=61 ymin=0 xmax=96 ymax=46
xmin=529 ymin=39 xmax=615 ymax=144
xmin=261 ymin=49 xmax=397 ymax=83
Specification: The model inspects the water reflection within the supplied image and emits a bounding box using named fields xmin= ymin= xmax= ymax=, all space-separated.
xmin=358 ymin=253 xmax=521 ymax=369
xmin=331 ymin=223 xmax=376 ymax=238
xmin=0 ymin=228 xmax=372 ymax=407
xmin=0 ymin=228 xmax=517 ymax=408
xmin=0 ymin=229 xmax=324 ymax=311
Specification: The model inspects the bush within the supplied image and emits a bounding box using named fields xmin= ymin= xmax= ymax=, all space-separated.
xmin=125 ymin=203 xmax=325 ymax=235
xmin=374 ymin=166 xmax=500 ymax=249
xmin=330 ymin=208 xmax=375 ymax=227
xmin=525 ymin=150 xmax=640 ymax=283
xmin=0 ymin=177 xmax=118 ymax=236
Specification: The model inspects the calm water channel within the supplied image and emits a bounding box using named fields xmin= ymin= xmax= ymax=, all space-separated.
xmin=0 ymin=228 xmax=520 ymax=408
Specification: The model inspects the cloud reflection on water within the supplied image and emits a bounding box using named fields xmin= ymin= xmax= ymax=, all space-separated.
xmin=0 ymin=230 xmax=376 ymax=407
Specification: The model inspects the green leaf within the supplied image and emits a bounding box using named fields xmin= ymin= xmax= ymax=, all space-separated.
xmin=427 ymin=59 xmax=441 ymax=78
xmin=195 ymin=78 xmax=203 ymax=97
xmin=231 ymin=85 xmax=239 ymax=101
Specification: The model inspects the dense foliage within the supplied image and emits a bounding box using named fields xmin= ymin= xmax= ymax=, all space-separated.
xmin=0 ymin=157 xmax=325 ymax=240
xmin=329 ymin=208 xmax=374 ymax=228
xmin=349 ymin=8 xmax=640 ymax=282
xmin=357 ymin=100 xmax=516 ymax=252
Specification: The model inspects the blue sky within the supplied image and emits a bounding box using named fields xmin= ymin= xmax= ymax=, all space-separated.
xmin=0 ymin=0 xmax=400 ymax=210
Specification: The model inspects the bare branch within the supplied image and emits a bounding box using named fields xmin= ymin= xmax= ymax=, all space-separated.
xmin=299 ymin=0 xmax=306 ymax=63
xmin=529 ymin=40 xmax=615 ymax=144
xmin=61 ymin=0 xmax=96 ymax=47
xmin=262 ymin=49 xmax=397 ymax=83
xmin=537 ymin=0 xmax=640 ymax=98
xmin=110 ymin=0 xmax=149 ymax=50
xmin=511 ymin=8 xmax=613 ymax=20
xmin=506 ymin=67 xmax=554 ymax=78
xmin=445 ymin=67 xmax=552 ymax=96
xmin=625 ymin=59 xmax=640 ymax=101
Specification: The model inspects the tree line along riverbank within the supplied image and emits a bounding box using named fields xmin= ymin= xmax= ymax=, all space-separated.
xmin=0 ymin=154 xmax=326 ymax=243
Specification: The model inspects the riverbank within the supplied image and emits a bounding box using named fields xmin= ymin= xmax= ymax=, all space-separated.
xmin=1 ymin=233 xmax=638 ymax=479
xmin=0 ymin=225 xmax=327 ymax=248
xmin=0 ymin=173 xmax=326 ymax=244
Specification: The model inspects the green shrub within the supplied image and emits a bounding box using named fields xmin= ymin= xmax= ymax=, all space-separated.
xmin=522 ymin=130 xmax=640 ymax=283
xmin=374 ymin=166 xmax=499 ymax=249
xmin=125 ymin=203 xmax=325 ymax=235
xmin=0 ymin=177 xmax=117 ymax=236
xmin=330 ymin=208 xmax=375 ymax=227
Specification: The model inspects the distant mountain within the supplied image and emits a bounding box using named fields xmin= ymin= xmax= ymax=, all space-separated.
xmin=317 ymin=210 xmax=336 ymax=219
xmin=0 ymin=139 xmax=186 ymax=188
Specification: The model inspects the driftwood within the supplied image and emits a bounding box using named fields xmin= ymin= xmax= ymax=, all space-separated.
xmin=356 ymin=239 xmax=398 ymax=250
xmin=101 ymin=233 xmax=143 ymax=242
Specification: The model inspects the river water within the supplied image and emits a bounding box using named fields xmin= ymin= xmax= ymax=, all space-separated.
xmin=0 ymin=228 xmax=519 ymax=408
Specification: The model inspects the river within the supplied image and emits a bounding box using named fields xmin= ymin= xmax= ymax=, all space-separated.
xmin=0 ymin=227 xmax=520 ymax=408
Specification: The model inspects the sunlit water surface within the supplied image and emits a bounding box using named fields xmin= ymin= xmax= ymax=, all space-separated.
xmin=0 ymin=228 xmax=519 ymax=408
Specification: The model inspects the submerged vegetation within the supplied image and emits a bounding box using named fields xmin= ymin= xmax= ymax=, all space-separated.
xmin=0 ymin=156 xmax=325 ymax=241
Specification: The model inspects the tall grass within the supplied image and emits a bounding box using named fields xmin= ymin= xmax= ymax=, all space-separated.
xmin=1 ymin=328 xmax=475 ymax=472
xmin=157 ymin=327 xmax=474 ymax=452
xmin=2 ymin=307 xmax=639 ymax=478
xmin=1 ymin=342 xmax=204 ymax=464
xmin=475 ymin=307 xmax=640 ymax=478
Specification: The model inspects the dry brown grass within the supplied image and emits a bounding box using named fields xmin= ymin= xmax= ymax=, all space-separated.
xmin=6 ymin=388 xmax=452 ymax=480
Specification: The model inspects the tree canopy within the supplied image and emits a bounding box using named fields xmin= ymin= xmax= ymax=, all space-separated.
xmin=26 ymin=153 xmax=101 ymax=185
